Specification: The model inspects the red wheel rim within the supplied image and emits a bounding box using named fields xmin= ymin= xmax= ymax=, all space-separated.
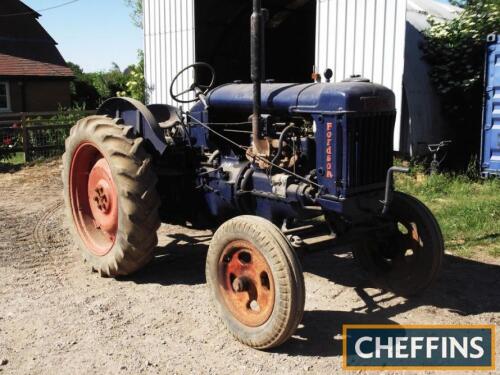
xmin=69 ymin=142 xmax=118 ymax=256
xmin=218 ymin=240 xmax=275 ymax=327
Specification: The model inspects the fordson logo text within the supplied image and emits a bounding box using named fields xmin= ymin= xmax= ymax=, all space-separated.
xmin=343 ymin=325 xmax=495 ymax=370
xmin=326 ymin=122 xmax=333 ymax=179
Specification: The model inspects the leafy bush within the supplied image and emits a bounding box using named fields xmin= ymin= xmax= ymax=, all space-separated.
xmin=117 ymin=51 xmax=148 ymax=102
xmin=68 ymin=52 xmax=147 ymax=109
xmin=68 ymin=63 xmax=133 ymax=109
xmin=421 ymin=1 xmax=500 ymax=170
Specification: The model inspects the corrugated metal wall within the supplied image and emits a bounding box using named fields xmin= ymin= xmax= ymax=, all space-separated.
xmin=315 ymin=0 xmax=407 ymax=150
xmin=144 ymin=0 xmax=407 ymax=149
xmin=144 ymin=0 xmax=195 ymax=105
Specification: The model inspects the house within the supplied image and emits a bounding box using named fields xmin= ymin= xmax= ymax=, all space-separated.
xmin=0 ymin=0 xmax=73 ymax=113
xmin=143 ymin=0 xmax=461 ymax=156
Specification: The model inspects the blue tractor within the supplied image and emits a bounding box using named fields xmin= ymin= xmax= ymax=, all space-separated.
xmin=62 ymin=1 xmax=443 ymax=349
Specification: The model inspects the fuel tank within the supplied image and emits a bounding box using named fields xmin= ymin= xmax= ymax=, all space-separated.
xmin=206 ymin=82 xmax=395 ymax=114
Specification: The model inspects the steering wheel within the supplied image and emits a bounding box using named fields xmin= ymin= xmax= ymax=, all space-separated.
xmin=170 ymin=62 xmax=216 ymax=104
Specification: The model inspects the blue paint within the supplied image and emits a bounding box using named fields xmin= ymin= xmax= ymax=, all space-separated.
xmin=481 ymin=33 xmax=500 ymax=177
xmin=188 ymin=82 xmax=396 ymax=223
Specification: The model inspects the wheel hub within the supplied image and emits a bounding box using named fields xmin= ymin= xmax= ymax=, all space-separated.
xmin=93 ymin=186 xmax=110 ymax=213
xmin=69 ymin=143 xmax=118 ymax=256
xmin=87 ymin=158 xmax=118 ymax=234
xmin=218 ymin=240 xmax=275 ymax=327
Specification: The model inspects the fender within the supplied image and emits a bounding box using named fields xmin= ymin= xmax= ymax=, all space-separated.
xmin=97 ymin=97 xmax=168 ymax=155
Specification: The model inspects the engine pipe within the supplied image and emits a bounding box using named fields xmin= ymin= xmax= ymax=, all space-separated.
xmin=381 ymin=166 xmax=410 ymax=215
xmin=251 ymin=0 xmax=266 ymax=155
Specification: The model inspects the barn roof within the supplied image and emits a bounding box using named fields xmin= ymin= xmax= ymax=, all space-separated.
xmin=0 ymin=0 xmax=73 ymax=78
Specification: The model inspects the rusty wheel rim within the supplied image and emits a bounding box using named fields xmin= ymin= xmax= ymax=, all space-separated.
xmin=218 ymin=240 xmax=275 ymax=327
xmin=69 ymin=142 xmax=118 ymax=256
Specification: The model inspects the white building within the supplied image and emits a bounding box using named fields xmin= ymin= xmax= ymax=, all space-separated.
xmin=143 ymin=0 xmax=460 ymax=155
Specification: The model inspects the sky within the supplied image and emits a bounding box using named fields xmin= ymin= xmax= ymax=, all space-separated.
xmin=21 ymin=0 xmax=451 ymax=74
xmin=23 ymin=0 xmax=143 ymax=73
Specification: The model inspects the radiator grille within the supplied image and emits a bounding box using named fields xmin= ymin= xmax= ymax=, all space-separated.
xmin=345 ymin=112 xmax=395 ymax=192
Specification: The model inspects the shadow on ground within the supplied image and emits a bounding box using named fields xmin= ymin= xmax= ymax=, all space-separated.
xmin=276 ymin=249 xmax=500 ymax=357
xmin=0 ymin=163 xmax=23 ymax=173
xmin=123 ymin=233 xmax=500 ymax=357
xmin=120 ymin=233 xmax=212 ymax=286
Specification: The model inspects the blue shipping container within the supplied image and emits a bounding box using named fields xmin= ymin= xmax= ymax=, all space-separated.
xmin=481 ymin=33 xmax=500 ymax=177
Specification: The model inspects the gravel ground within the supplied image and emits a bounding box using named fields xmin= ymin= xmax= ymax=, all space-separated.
xmin=0 ymin=160 xmax=498 ymax=374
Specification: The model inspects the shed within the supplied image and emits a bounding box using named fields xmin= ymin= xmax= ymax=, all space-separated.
xmin=403 ymin=0 xmax=462 ymax=156
xmin=143 ymin=0 xmax=460 ymax=155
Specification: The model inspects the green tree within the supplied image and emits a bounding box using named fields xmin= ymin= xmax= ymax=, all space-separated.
xmin=67 ymin=62 xmax=101 ymax=109
xmin=117 ymin=51 xmax=149 ymax=102
xmin=449 ymin=0 xmax=481 ymax=8
xmin=124 ymin=0 xmax=143 ymax=29
xmin=67 ymin=62 xmax=131 ymax=109
xmin=421 ymin=0 xmax=500 ymax=169
xmin=122 ymin=1 xmax=147 ymax=102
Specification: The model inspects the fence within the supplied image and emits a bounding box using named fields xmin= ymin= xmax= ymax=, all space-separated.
xmin=0 ymin=110 xmax=94 ymax=165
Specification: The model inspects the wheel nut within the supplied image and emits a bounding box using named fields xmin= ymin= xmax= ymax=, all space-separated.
xmin=232 ymin=277 xmax=247 ymax=292
xmin=250 ymin=300 xmax=260 ymax=312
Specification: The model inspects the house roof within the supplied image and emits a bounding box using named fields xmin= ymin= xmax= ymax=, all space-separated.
xmin=0 ymin=0 xmax=73 ymax=78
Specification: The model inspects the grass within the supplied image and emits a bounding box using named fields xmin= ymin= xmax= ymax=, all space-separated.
xmin=396 ymin=172 xmax=500 ymax=259
xmin=0 ymin=152 xmax=25 ymax=166
xmin=8 ymin=152 xmax=25 ymax=165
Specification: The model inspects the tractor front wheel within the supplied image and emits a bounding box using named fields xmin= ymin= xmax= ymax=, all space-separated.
xmin=62 ymin=116 xmax=161 ymax=277
xmin=353 ymin=192 xmax=444 ymax=296
xmin=206 ymin=216 xmax=305 ymax=349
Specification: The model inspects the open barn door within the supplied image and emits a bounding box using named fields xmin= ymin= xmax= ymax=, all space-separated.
xmin=144 ymin=0 xmax=316 ymax=104
xmin=194 ymin=0 xmax=317 ymax=85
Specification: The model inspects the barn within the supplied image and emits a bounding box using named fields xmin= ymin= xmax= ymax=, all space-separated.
xmin=0 ymin=0 xmax=73 ymax=113
xmin=143 ymin=0 xmax=461 ymax=155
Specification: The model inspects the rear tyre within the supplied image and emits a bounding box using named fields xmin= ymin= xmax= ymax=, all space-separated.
xmin=206 ymin=215 xmax=305 ymax=349
xmin=62 ymin=116 xmax=161 ymax=277
xmin=353 ymin=192 xmax=444 ymax=296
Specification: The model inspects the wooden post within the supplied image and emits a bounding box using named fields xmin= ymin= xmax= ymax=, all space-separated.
xmin=21 ymin=113 xmax=29 ymax=163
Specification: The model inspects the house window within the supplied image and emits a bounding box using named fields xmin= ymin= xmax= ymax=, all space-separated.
xmin=0 ymin=82 xmax=11 ymax=112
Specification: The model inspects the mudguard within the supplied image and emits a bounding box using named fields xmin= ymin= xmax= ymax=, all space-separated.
xmin=97 ymin=97 xmax=168 ymax=155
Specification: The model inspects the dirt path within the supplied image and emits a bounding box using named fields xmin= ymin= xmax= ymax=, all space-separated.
xmin=0 ymin=161 xmax=498 ymax=374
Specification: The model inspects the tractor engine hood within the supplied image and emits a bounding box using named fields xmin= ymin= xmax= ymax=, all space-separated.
xmin=206 ymin=82 xmax=395 ymax=115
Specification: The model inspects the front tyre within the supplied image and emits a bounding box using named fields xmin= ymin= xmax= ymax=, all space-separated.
xmin=206 ymin=216 xmax=305 ymax=349
xmin=353 ymin=192 xmax=444 ymax=296
xmin=62 ymin=116 xmax=161 ymax=277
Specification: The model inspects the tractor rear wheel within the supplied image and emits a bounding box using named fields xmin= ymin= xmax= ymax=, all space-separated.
xmin=206 ymin=216 xmax=305 ymax=349
xmin=353 ymin=192 xmax=444 ymax=296
xmin=62 ymin=116 xmax=161 ymax=277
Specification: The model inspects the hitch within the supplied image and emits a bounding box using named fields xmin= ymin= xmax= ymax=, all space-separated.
xmin=381 ymin=166 xmax=410 ymax=215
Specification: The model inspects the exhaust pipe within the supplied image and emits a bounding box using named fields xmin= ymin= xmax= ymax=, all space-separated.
xmin=251 ymin=0 xmax=269 ymax=156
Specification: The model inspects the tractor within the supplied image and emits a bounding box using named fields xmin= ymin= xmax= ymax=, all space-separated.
xmin=62 ymin=1 xmax=443 ymax=349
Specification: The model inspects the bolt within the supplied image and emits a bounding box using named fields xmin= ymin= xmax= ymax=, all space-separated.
xmin=249 ymin=300 xmax=260 ymax=312
xmin=232 ymin=277 xmax=247 ymax=292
